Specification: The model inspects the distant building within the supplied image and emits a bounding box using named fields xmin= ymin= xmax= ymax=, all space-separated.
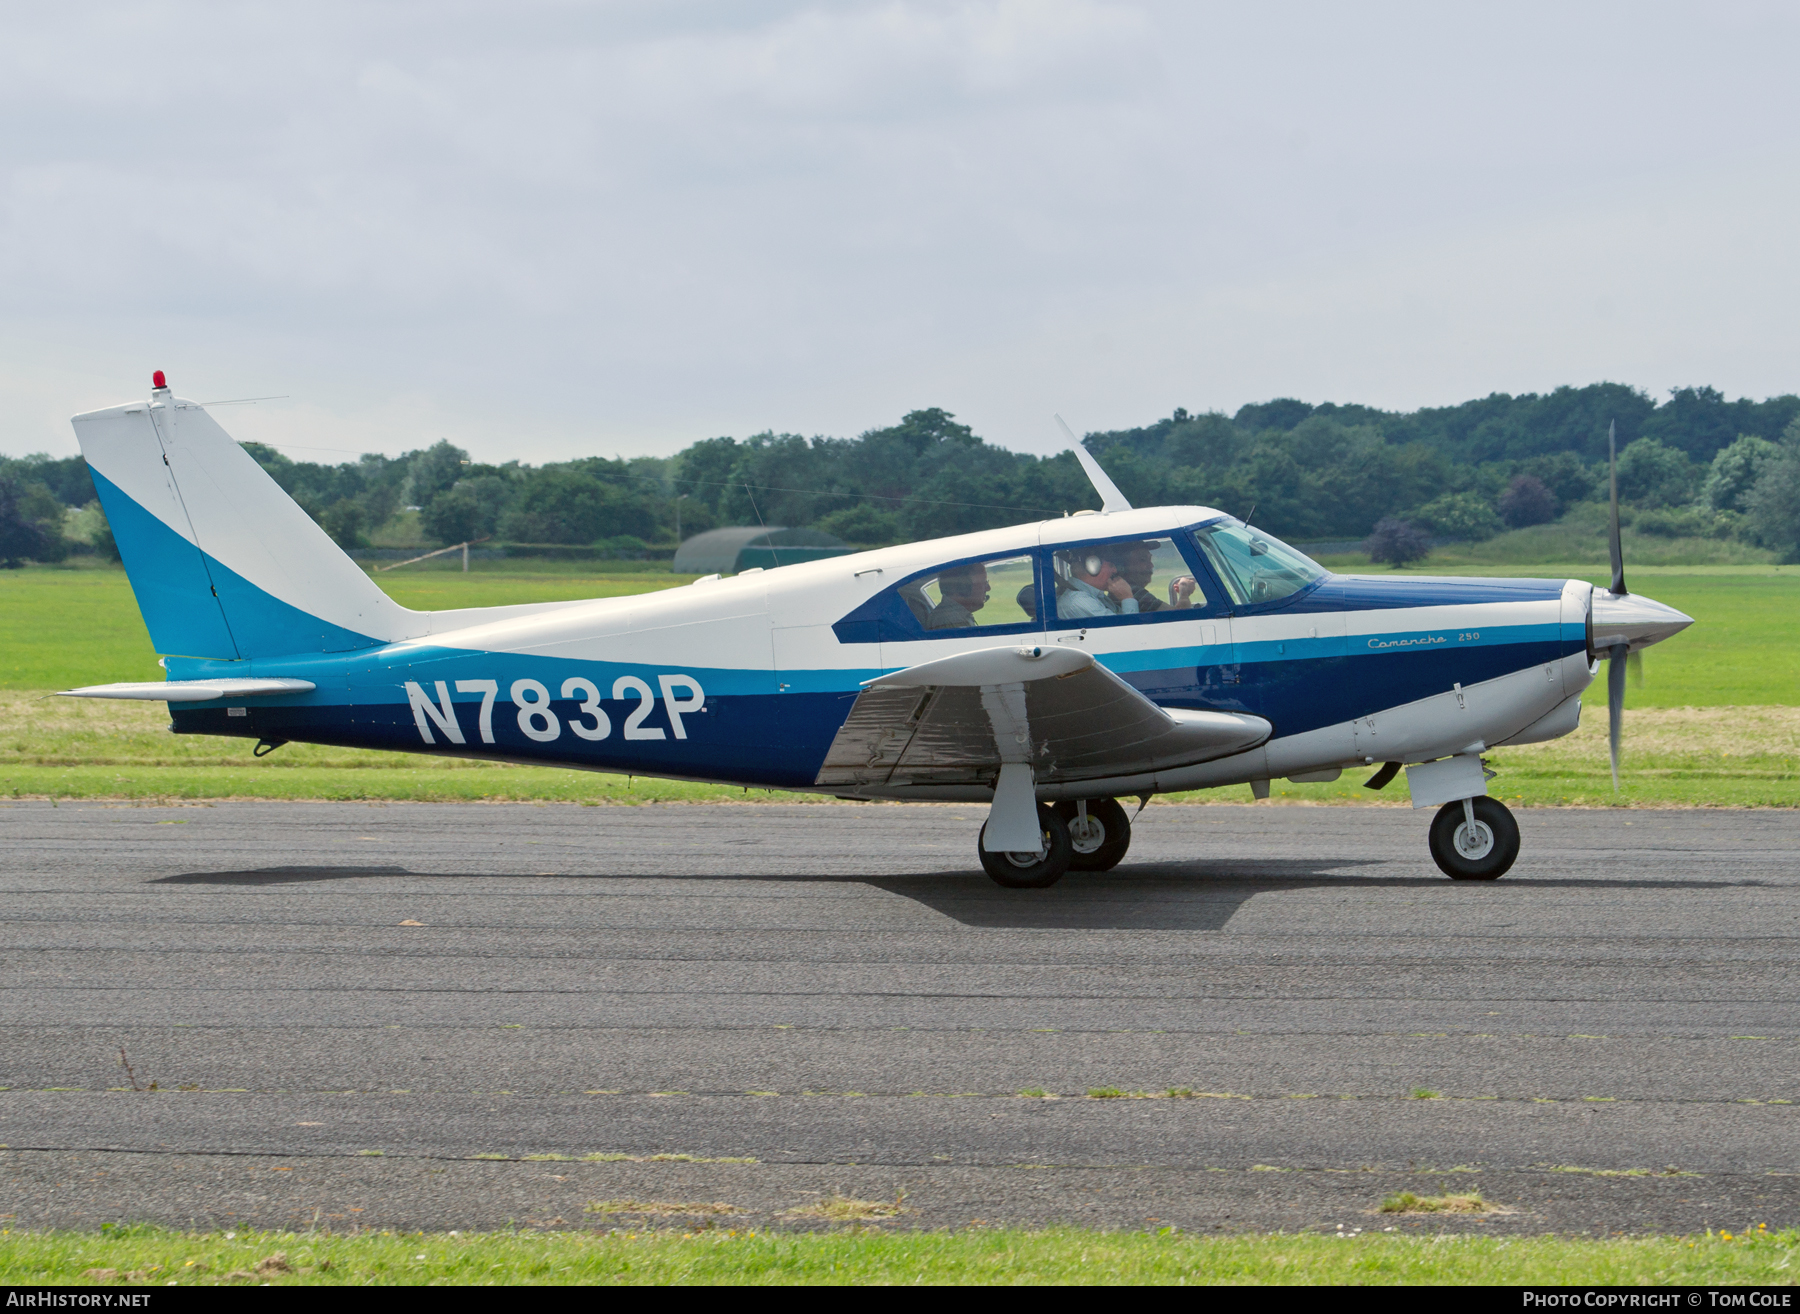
xmin=670 ymin=526 xmax=852 ymax=575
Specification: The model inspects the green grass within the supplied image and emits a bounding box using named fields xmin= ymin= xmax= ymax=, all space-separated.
xmin=0 ymin=562 xmax=698 ymax=690
xmin=5 ymin=1224 xmax=1796 ymax=1286
xmin=1 ymin=559 xmax=1793 ymax=806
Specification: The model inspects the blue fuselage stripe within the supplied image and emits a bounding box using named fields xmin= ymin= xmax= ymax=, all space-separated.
xmin=169 ymin=594 xmax=1584 ymax=789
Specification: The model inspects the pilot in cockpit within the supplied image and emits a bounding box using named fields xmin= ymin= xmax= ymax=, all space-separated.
xmin=926 ymin=561 xmax=991 ymax=629
xmin=1056 ymin=546 xmax=1138 ymax=618
xmin=1120 ymin=540 xmax=1197 ymax=612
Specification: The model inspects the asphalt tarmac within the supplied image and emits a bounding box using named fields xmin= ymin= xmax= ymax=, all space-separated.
xmin=1 ymin=799 xmax=1795 ymax=1235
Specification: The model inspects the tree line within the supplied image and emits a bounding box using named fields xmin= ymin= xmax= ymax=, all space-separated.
xmin=4 ymin=382 xmax=1800 ymax=567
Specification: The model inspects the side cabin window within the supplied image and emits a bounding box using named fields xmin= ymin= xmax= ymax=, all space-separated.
xmin=1045 ymin=536 xmax=1215 ymax=627
xmin=833 ymin=553 xmax=1042 ymax=644
xmin=1187 ymin=519 xmax=1325 ymax=607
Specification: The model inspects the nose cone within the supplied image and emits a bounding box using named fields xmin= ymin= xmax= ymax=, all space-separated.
xmin=1590 ymin=589 xmax=1694 ymax=656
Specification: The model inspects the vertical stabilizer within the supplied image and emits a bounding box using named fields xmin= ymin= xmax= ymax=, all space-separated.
xmin=74 ymin=380 xmax=413 ymax=658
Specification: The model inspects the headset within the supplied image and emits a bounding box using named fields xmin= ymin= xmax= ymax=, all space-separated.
xmin=1054 ymin=549 xmax=1113 ymax=580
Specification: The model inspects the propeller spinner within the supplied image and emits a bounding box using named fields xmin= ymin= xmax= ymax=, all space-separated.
xmin=1590 ymin=420 xmax=1695 ymax=789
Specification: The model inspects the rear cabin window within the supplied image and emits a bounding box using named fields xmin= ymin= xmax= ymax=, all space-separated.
xmin=832 ymin=553 xmax=1043 ymax=644
xmin=901 ymin=555 xmax=1038 ymax=631
xmin=1046 ymin=536 xmax=1210 ymax=625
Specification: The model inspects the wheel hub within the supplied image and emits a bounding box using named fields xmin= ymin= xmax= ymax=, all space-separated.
xmin=1067 ymin=815 xmax=1106 ymax=854
xmin=1453 ymin=820 xmax=1495 ymax=861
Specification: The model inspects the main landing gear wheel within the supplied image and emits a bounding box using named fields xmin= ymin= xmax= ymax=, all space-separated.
xmin=1055 ymin=798 xmax=1131 ymax=872
xmin=979 ymin=804 xmax=1073 ymax=889
xmin=1428 ymin=797 xmax=1520 ymax=881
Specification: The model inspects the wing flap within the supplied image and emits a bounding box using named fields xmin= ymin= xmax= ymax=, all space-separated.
xmin=815 ymin=645 xmax=1269 ymax=787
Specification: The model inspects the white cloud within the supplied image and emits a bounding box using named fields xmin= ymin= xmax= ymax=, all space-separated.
xmin=2 ymin=1 xmax=1797 ymax=462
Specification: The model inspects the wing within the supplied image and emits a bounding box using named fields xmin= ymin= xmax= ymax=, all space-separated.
xmin=814 ymin=644 xmax=1269 ymax=788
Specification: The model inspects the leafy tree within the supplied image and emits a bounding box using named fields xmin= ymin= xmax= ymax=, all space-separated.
xmin=0 ymin=477 xmax=69 ymax=566
xmin=1414 ymin=491 xmax=1501 ymax=541
xmin=1232 ymin=398 xmax=1316 ymax=431
xmin=0 ymin=454 xmax=95 ymax=508
xmin=320 ymin=498 xmax=368 ymax=549
xmin=1364 ymin=518 xmax=1432 ymax=567
xmin=1615 ymin=438 xmax=1700 ymax=508
xmin=1517 ymin=451 xmax=1595 ymax=507
xmin=420 ymin=485 xmax=483 ymax=544
xmin=1498 ymin=474 xmax=1557 ymax=528
xmin=1704 ymin=435 xmax=1780 ymax=514
xmin=814 ymin=503 xmax=900 ymax=545
xmin=406 ymin=440 xmax=470 ymax=508
xmin=501 ymin=469 xmax=655 ymax=544
xmin=1744 ymin=422 xmax=1800 ymax=561
xmin=89 ymin=502 xmax=120 ymax=562
xmin=673 ymin=437 xmax=744 ymax=517
xmin=1641 ymin=386 xmax=1800 ymax=463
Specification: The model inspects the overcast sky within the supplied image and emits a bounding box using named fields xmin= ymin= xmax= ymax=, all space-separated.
xmin=5 ymin=1 xmax=1797 ymax=464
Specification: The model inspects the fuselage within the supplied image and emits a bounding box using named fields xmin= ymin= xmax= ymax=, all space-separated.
xmin=163 ymin=506 xmax=1601 ymax=800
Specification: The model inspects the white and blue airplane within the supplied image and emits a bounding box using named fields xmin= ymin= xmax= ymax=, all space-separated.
xmin=62 ymin=374 xmax=1693 ymax=887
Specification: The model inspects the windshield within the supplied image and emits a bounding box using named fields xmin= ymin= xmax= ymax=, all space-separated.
xmin=1188 ymin=519 xmax=1326 ymax=606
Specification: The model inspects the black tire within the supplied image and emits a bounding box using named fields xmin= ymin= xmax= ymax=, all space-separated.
xmin=1054 ymin=798 xmax=1132 ymax=872
xmin=1428 ymin=797 xmax=1520 ymax=880
xmin=978 ymin=804 xmax=1073 ymax=889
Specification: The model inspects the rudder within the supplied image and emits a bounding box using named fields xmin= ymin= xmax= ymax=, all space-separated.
xmin=74 ymin=378 xmax=412 ymax=658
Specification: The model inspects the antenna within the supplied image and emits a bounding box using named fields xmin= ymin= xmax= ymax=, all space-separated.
xmin=1054 ymin=415 xmax=1132 ymax=514
xmin=742 ymin=482 xmax=779 ymax=568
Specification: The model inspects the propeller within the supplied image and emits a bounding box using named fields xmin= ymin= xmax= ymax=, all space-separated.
xmin=1606 ymin=420 xmax=1627 ymax=791
xmin=1592 ymin=420 xmax=1693 ymax=790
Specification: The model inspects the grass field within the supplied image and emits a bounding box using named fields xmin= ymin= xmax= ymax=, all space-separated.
xmin=1 ymin=559 xmax=1793 ymax=807
xmin=4 ymin=1224 xmax=1795 ymax=1286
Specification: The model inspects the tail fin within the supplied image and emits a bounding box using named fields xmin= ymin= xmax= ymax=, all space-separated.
xmin=73 ymin=380 xmax=412 ymax=659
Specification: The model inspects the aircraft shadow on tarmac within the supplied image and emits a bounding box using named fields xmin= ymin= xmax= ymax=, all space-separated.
xmin=153 ymin=861 xmax=1764 ymax=932
xmin=154 ymin=865 xmax=413 ymax=886
xmin=876 ymin=867 xmax=1773 ymax=930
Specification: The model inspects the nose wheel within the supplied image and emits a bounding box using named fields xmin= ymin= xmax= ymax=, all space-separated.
xmin=1054 ymin=797 xmax=1132 ymax=872
xmin=1428 ymin=797 xmax=1519 ymax=880
xmin=979 ymin=804 xmax=1073 ymax=888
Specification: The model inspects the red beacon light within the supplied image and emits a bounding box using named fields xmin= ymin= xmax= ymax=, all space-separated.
xmin=152 ymin=370 xmax=167 ymax=389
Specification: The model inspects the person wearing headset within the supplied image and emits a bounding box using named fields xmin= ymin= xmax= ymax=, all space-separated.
xmin=1119 ymin=540 xmax=1198 ymax=612
xmin=1057 ymin=546 xmax=1138 ymax=618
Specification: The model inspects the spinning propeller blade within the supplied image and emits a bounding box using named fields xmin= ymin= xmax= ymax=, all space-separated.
xmin=1620 ymin=633 xmax=1634 ymax=788
xmin=1606 ymin=420 xmax=1627 ymax=789
xmin=1608 ymin=420 xmax=1627 ymax=598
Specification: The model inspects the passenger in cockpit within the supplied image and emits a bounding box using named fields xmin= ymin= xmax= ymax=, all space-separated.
xmin=1121 ymin=540 xmax=1197 ymax=612
xmin=926 ymin=561 xmax=991 ymax=629
xmin=1056 ymin=547 xmax=1137 ymax=618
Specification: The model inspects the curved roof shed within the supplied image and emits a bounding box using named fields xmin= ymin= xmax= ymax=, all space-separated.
xmin=671 ymin=526 xmax=851 ymax=575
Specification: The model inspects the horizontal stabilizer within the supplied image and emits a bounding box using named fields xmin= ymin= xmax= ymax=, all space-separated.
xmin=59 ymin=678 xmax=317 ymax=702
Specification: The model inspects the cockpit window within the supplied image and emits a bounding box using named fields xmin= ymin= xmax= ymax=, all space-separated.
xmin=1047 ymin=537 xmax=1208 ymax=623
xmin=904 ymin=555 xmax=1037 ymax=630
xmin=1188 ymin=520 xmax=1325 ymax=606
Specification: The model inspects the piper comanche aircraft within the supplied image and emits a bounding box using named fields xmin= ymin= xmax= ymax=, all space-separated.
xmin=63 ymin=375 xmax=1693 ymax=887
